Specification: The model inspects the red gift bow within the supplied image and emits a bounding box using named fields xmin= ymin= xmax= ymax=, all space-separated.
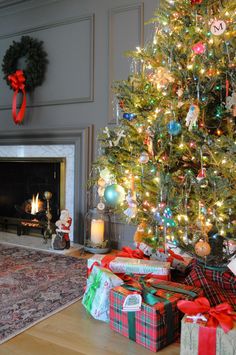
xmin=117 ymin=246 xmax=148 ymax=259
xmin=177 ymin=296 xmax=236 ymax=333
xmin=8 ymin=70 xmax=26 ymax=124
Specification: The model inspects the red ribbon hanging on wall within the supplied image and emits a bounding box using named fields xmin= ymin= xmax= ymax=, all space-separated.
xmin=8 ymin=70 xmax=26 ymax=124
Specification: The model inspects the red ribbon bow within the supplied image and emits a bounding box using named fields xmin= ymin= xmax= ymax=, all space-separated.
xmin=177 ymin=297 xmax=236 ymax=333
xmin=7 ymin=70 xmax=26 ymax=124
xmin=117 ymin=246 xmax=148 ymax=259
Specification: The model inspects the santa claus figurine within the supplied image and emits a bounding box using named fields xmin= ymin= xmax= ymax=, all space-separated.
xmin=55 ymin=209 xmax=72 ymax=249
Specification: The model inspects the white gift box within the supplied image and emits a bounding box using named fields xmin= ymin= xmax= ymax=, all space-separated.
xmin=87 ymin=254 xmax=170 ymax=278
xmin=82 ymin=265 xmax=123 ymax=322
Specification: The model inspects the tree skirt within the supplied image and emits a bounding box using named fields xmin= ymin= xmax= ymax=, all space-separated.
xmin=0 ymin=243 xmax=87 ymax=344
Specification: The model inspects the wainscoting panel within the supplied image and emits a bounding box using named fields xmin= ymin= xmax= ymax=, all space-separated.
xmin=0 ymin=14 xmax=94 ymax=109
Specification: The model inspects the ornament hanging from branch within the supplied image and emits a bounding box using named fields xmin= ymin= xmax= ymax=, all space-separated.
xmin=2 ymin=36 xmax=48 ymax=125
xmin=185 ymin=104 xmax=200 ymax=131
xmin=210 ymin=20 xmax=226 ymax=36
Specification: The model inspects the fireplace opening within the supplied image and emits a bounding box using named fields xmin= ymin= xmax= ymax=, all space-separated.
xmin=0 ymin=158 xmax=65 ymax=236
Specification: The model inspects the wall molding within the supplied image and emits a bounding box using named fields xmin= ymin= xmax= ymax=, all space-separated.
xmin=108 ymin=3 xmax=144 ymax=124
xmin=0 ymin=14 xmax=95 ymax=110
xmin=0 ymin=126 xmax=94 ymax=244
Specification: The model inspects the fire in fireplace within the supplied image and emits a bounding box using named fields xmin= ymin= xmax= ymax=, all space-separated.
xmin=0 ymin=158 xmax=65 ymax=235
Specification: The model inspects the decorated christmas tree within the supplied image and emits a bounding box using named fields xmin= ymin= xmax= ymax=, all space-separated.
xmin=90 ymin=0 xmax=236 ymax=266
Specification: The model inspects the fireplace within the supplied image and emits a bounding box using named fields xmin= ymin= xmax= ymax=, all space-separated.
xmin=0 ymin=128 xmax=93 ymax=244
xmin=0 ymin=159 xmax=64 ymax=219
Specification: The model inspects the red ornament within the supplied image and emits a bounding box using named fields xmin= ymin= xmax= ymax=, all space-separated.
xmin=191 ymin=0 xmax=203 ymax=4
xmin=192 ymin=42 xmax=206 ymax=54
xmin=119 ymin=100 xmax=125 ymax=109
xmin=196 ymin=168 xmax=206 ymax=181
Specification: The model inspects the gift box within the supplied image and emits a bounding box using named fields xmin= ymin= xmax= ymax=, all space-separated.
xmin=82 ymin=265 xmax=123 ymax=322
xmin=109 ymin=278 xmax=203 ymax=352
xmin=178 ymin=297 xmax=236 ymax=355
xmin=184 ymin=261 xmax=236 ymax=310
xmin=87 ymin=254 xmax=170 ymax=280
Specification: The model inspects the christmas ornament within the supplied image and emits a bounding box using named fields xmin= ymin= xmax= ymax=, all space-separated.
xmin=97 ymin=186 xmax=105 ymax=197
xmin=192 ymin=42 xmax=206 ymax=54
xmin=191 ymin=0 xmax=202 ymax=4
xmin=100 ymin=168 xmax=113 ymax=182
xmin=124 ymin=191 xmax=137 ymax=219
xmin=104 ymin=184 xmax=125 ymax=206
xmin=210 ymin=20 xmax=226 ymax=36
xmin=123 ymin=112 xmax=137 ymax=121
xmin=149 ymin=66 xmax=174 ymax=88
xmin=103 ymin=127 xmax=113 ymax=147
xmin=153 ymin=209 xmax=163 ymax=225
xmin=194 ymin=240 xmax=211 ymax=257
xmin=226 ymin=92 xmax=236 ymax=117
xmin=113 ymin=129 xmax=126 ymax=146
xmin=144 ymin=127 xmax=154 ymax=156
xmin=97 ymin=201 xmax=105 ymax=211
xmin=98 ymin=177 xmax=106 ymax=187
xmin=196 ymin=168 xmax=206 ymax=182
xmin=139 ymin=151 xmax=149 ymax=164
xmin=185 ymin=104 xmax=200 ymax=131
xmin=133 ymin=222 xmax=147 ymax=243
xmin=167 ymin=120 xmax=182 ymax=136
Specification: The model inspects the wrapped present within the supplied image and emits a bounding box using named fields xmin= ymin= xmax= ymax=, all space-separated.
xmin=82 ymin=265 xmax=123 ymax=322
xmin=177 ymin=297 xmax=236 ymax=355
xmin=184 ymin=261 xmax=236 ymax=310
xmin=137 ymin=241 xmax=192 ymax=273
xmin=109 ymin=278 xmax=203 ymax=352
xmin=87 ymin=254 xmax=170 ymax=280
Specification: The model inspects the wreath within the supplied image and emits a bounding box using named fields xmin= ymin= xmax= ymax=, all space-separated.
xmin=2 ymin=36 xmax=48 ymax=124
xmin=2 ymin=35 xmax=48 ymax=92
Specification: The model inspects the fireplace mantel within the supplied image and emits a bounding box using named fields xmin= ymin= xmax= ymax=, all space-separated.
xmin=0 ymin=127 xmax=93 ymax=243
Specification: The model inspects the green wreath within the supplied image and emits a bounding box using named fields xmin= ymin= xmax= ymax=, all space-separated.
xmin=2 ymin=35 xmax=48 ymax=92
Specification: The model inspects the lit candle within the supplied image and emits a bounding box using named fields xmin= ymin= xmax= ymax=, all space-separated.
xmin=90 ymin=219 xmax=104 ymax=245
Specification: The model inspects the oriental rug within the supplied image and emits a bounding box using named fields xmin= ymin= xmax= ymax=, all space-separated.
xmin=0 ymin=243 xmax=87 ymax=344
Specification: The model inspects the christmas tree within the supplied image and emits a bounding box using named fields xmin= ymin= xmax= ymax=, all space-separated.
xmin=91 ymin=0 xmax=236 ymax=266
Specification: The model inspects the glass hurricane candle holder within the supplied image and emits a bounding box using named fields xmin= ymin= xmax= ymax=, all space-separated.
xmin=84 ymin=207 xmax=111 ymax=254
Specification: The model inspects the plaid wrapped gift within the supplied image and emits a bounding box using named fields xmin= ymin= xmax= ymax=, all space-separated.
xmin=184 ymin=261 xmax=236 ymax=310
xmin=87 ymin=254 xmax=170 ymax=280
xmin=109 ymin=279 xmax=203 ymax=352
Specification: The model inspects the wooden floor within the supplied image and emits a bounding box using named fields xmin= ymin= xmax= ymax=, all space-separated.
xmin=0 ymin=249 xmax=180 ymax=355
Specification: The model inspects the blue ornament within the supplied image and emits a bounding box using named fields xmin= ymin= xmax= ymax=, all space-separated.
xmin=104 ymin=184 xmax=125 ymax=206
xmin=153 ymin=210 xmax=163 ymax=225
xmin=167 ymin=120 xmax=182 ymax=136
xmin=123 ymin=113 xmax=137 ymax=121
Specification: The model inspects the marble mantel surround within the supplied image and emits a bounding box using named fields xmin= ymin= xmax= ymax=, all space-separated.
xmin=0 ymin=144 xmax=75 ymax=238
xmin=0 ymin=128 xmax=93 ymax=244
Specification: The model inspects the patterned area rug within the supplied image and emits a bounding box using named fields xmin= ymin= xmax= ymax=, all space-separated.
xmin=0 ymin=243 xmax=87 ymax=344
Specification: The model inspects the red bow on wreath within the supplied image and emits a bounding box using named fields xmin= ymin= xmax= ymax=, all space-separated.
xmin=8 ymin=70 xmax=26 ymax=125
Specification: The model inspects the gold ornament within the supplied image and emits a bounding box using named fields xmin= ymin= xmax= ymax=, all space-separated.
xmin=133 ymin=222 xmax=147 ymax=243
xmin=195 ymin=240 xmax=211 ymax=257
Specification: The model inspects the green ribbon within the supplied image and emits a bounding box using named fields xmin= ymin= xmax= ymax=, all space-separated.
xmin=150 ymin=283 xmax=198 ymax=298
xmin=83 ymin=269 xmax=103 ymax=313
xmin=123 ymin=281 xmax=175 ymax=345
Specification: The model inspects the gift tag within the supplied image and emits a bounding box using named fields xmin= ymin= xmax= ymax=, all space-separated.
xmin=122 ymin=294 xmax=142 ymax=312
xmin=227 ymin=258 xmax=236 ymax=276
